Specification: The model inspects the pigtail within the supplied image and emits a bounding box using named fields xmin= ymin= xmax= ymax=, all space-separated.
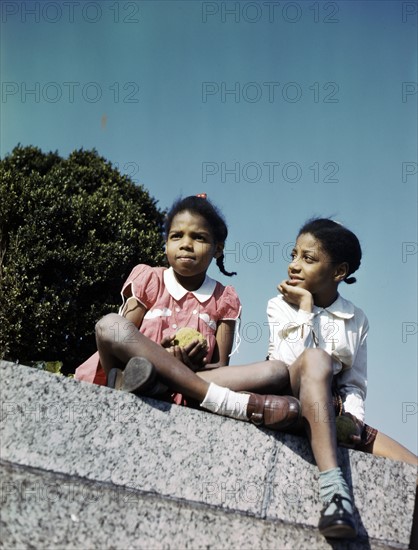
xmin=344 ymin=276 xmax=357 ymax=285
xmin=216 ymin=254 xmax=237 ymax=277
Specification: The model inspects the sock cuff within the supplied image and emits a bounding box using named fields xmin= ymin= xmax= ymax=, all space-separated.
xmin=200 ymin=383 xmax=250 ymax=421
xmin=200 ymin=382 xmax=228 ymax=412
xmin=319 ymin=467 xmax=342 ymax=480
xmin=319 ymin=466 xmax=351 ymax=507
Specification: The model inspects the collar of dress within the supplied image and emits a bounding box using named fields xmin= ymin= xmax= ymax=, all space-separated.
xmin=163 ymin=267 xmax=217 ymax=303
xmin=312 ymin=294 xmax=355 ymax=319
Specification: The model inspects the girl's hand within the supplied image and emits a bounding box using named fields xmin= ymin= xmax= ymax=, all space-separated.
xmin=161 ymin=335 xmax=208 ymax=372
xmin=336 ymin=413 xmax=363 ymax=449
xmin=278 ymin=280 xmax=313 ymax=312
xmin=161 ymin=335 xmax=175 ymax=349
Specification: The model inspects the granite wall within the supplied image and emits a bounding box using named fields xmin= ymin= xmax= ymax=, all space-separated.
xmin=1 ymin=361 xmax=416 ymax=549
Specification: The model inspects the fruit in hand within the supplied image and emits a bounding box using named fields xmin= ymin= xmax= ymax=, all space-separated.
xmin=336 ymin=415 xmax=357 ymax=444
xmin=173 ymin=327 xmax=207 ymax=348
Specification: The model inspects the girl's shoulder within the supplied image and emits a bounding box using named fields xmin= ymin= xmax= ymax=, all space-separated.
xmin=122 ymin=264 xmax=167 ymax=306
xmin=337 ymin=294 xmax=367 ymax=318
xmin=332 ymin=295 xmax=369 ymax=330
xmin=127 ymin=264 xmax=166 ymax=279
xmin=213 ymin=279 xmax=240 ymax=300
xmin=212 ymin=280 xmax=242 ymax=319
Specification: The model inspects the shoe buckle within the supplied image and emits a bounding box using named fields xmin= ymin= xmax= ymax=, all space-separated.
xmin=249 ymin=412 xmax=264 ymax=426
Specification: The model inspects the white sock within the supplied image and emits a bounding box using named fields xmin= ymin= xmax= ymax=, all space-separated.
xmin=200 ymin=383 xmax=250 ymax=421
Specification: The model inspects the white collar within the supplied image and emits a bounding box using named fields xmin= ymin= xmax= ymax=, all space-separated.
xmin=163 ymin=267 xmax=217 ymax=303
xmin=313 ymin=294 xmax=355 ymax=319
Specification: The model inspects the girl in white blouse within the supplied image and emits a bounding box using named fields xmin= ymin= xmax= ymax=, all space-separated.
xmin=266 ymin=218 xmax=416 ymax=539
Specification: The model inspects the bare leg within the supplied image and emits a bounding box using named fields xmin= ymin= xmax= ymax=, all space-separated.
xmin=197 ymin=359 xmax=290 ymax=394
xmin=96 ymin=313 xmax=209 ymax=401
xmin=287 ymin=348 xmax=338 ymax=472
xmin=97 ymin=314 xmax=292 ymax=400
xmin=285 ymin=349 xmax=357 ymax=538
xmin=96 ymin=314 xmax=300 ymax=429
xmin=360 ymin=431 xmax=418 ymax=466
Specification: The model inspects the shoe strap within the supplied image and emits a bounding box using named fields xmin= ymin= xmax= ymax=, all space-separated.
xmin=248 ymin=394 xmax=267 ymax=426
xmin=328 ymin=493 xmax=352 ymax=509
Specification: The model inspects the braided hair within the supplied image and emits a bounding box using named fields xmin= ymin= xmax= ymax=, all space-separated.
xmin=298 ymin=218 xmax=362 ymax=284
xmin=164 ymin=196 xmax=237 ymax=277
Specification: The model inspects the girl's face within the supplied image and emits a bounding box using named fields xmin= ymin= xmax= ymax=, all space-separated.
xmin=166 ymin=210 xmax=223 ymax=285
xmin=288 ymin=233 xmax=346 ymax=299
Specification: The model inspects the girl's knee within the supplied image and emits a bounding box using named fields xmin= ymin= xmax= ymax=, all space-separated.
xmin=95 ymin=313 xmax=122 ymax=343
xmin=300 ymin=348 xmax=333 ymax=380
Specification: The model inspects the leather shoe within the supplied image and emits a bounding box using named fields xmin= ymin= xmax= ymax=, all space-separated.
xmin=107 ymin=357 xmax=157 ymax=395
xmin=318 ymin=494 xmax=357 ymax=539
xmin=246 ymin=394 xmax=301 ymax=430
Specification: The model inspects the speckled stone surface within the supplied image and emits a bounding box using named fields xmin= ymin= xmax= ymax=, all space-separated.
xmin=265 ymin=436 xmax=417 ymax=544
xmin=1 ymin=462 xmax=395 ymax=550
xmin=1 ymin=361 xmax=416 ymax=549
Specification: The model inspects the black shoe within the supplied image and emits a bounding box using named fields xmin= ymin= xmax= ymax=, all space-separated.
xmin=107 ymin=357 xmax=157 ymax=395
xmin=318 ymin=494 xmax=357 ymax=539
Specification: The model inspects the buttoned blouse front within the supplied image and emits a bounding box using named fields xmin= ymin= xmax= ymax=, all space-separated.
xmin=267 ymin=294 xmax=368 ymax=422
xmin=120 ymin=264 xmax=242 ymax=363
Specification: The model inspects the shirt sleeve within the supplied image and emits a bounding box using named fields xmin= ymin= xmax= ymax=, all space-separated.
xmin=267 ymin=296 xmax=316 ymax=365
xmin=217 ymin=285 xmax=242 ymax=321
xmin=335 ymin=313 xmax=368 ymax=423
xmin=119 ymin=264 xmax=161 ymax=313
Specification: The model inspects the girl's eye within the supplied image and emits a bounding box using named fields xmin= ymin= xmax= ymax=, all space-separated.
xmin=304 ymin=256 xmax=314 ymax=263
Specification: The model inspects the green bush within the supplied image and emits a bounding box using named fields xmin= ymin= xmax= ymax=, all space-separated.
xmin=0 ymin=145 xmax=166 ymax=373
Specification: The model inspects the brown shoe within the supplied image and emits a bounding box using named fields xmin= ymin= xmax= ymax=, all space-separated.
xmin=247 ymin=394 xmax=301 ymax=430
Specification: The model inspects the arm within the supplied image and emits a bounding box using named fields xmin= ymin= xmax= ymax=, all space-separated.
xmin=335 ymin=315 xmax=368 ymax=423
xmin=209 ymin=319 xmax=236 ymax=367
xmin=120 ymin=295 xmax=147 ymax=328
xmin=118 ymin=264 xmax=161 ymax=328
xmin=267 ymin=293 xmax=317 ymax=364
xmin=278 ymin=279 xmax=313 ymax=313
xmin=334 ymin=334 xmax=367 ymax=447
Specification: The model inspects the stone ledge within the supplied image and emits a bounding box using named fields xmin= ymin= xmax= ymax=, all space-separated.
xmin=0 ymin=361 xmax=416 ymax=549
xmin=1 ymin=461 xmax=398 ymax=550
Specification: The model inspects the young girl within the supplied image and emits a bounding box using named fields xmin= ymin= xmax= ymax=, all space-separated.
xmin=76 ymin=195 xmax=300 ymax=430
xmin=266 ymin=218 xmax=417 ymax=538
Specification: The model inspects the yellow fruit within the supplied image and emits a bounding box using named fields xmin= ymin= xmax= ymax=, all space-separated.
xmin=336 ymin=415 xmax=357 ymax=444
xmin=173 ymin=327 xmax=207 ymax=348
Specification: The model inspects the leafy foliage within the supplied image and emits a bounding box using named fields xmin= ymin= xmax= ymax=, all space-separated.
xmin=0 ymin=145 xmax=166 ymax=373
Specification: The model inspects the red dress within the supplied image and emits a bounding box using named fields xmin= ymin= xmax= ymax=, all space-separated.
xmin=75 ymin=265 xmax=242 ymax=397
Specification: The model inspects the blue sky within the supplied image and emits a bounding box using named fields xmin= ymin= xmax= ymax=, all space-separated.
xmin=1 ymin=1 xmax=417 ymax=453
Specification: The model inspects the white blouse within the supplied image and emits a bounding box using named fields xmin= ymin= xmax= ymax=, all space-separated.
xmin=267 ymin=294 xmax=368 ymax=422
